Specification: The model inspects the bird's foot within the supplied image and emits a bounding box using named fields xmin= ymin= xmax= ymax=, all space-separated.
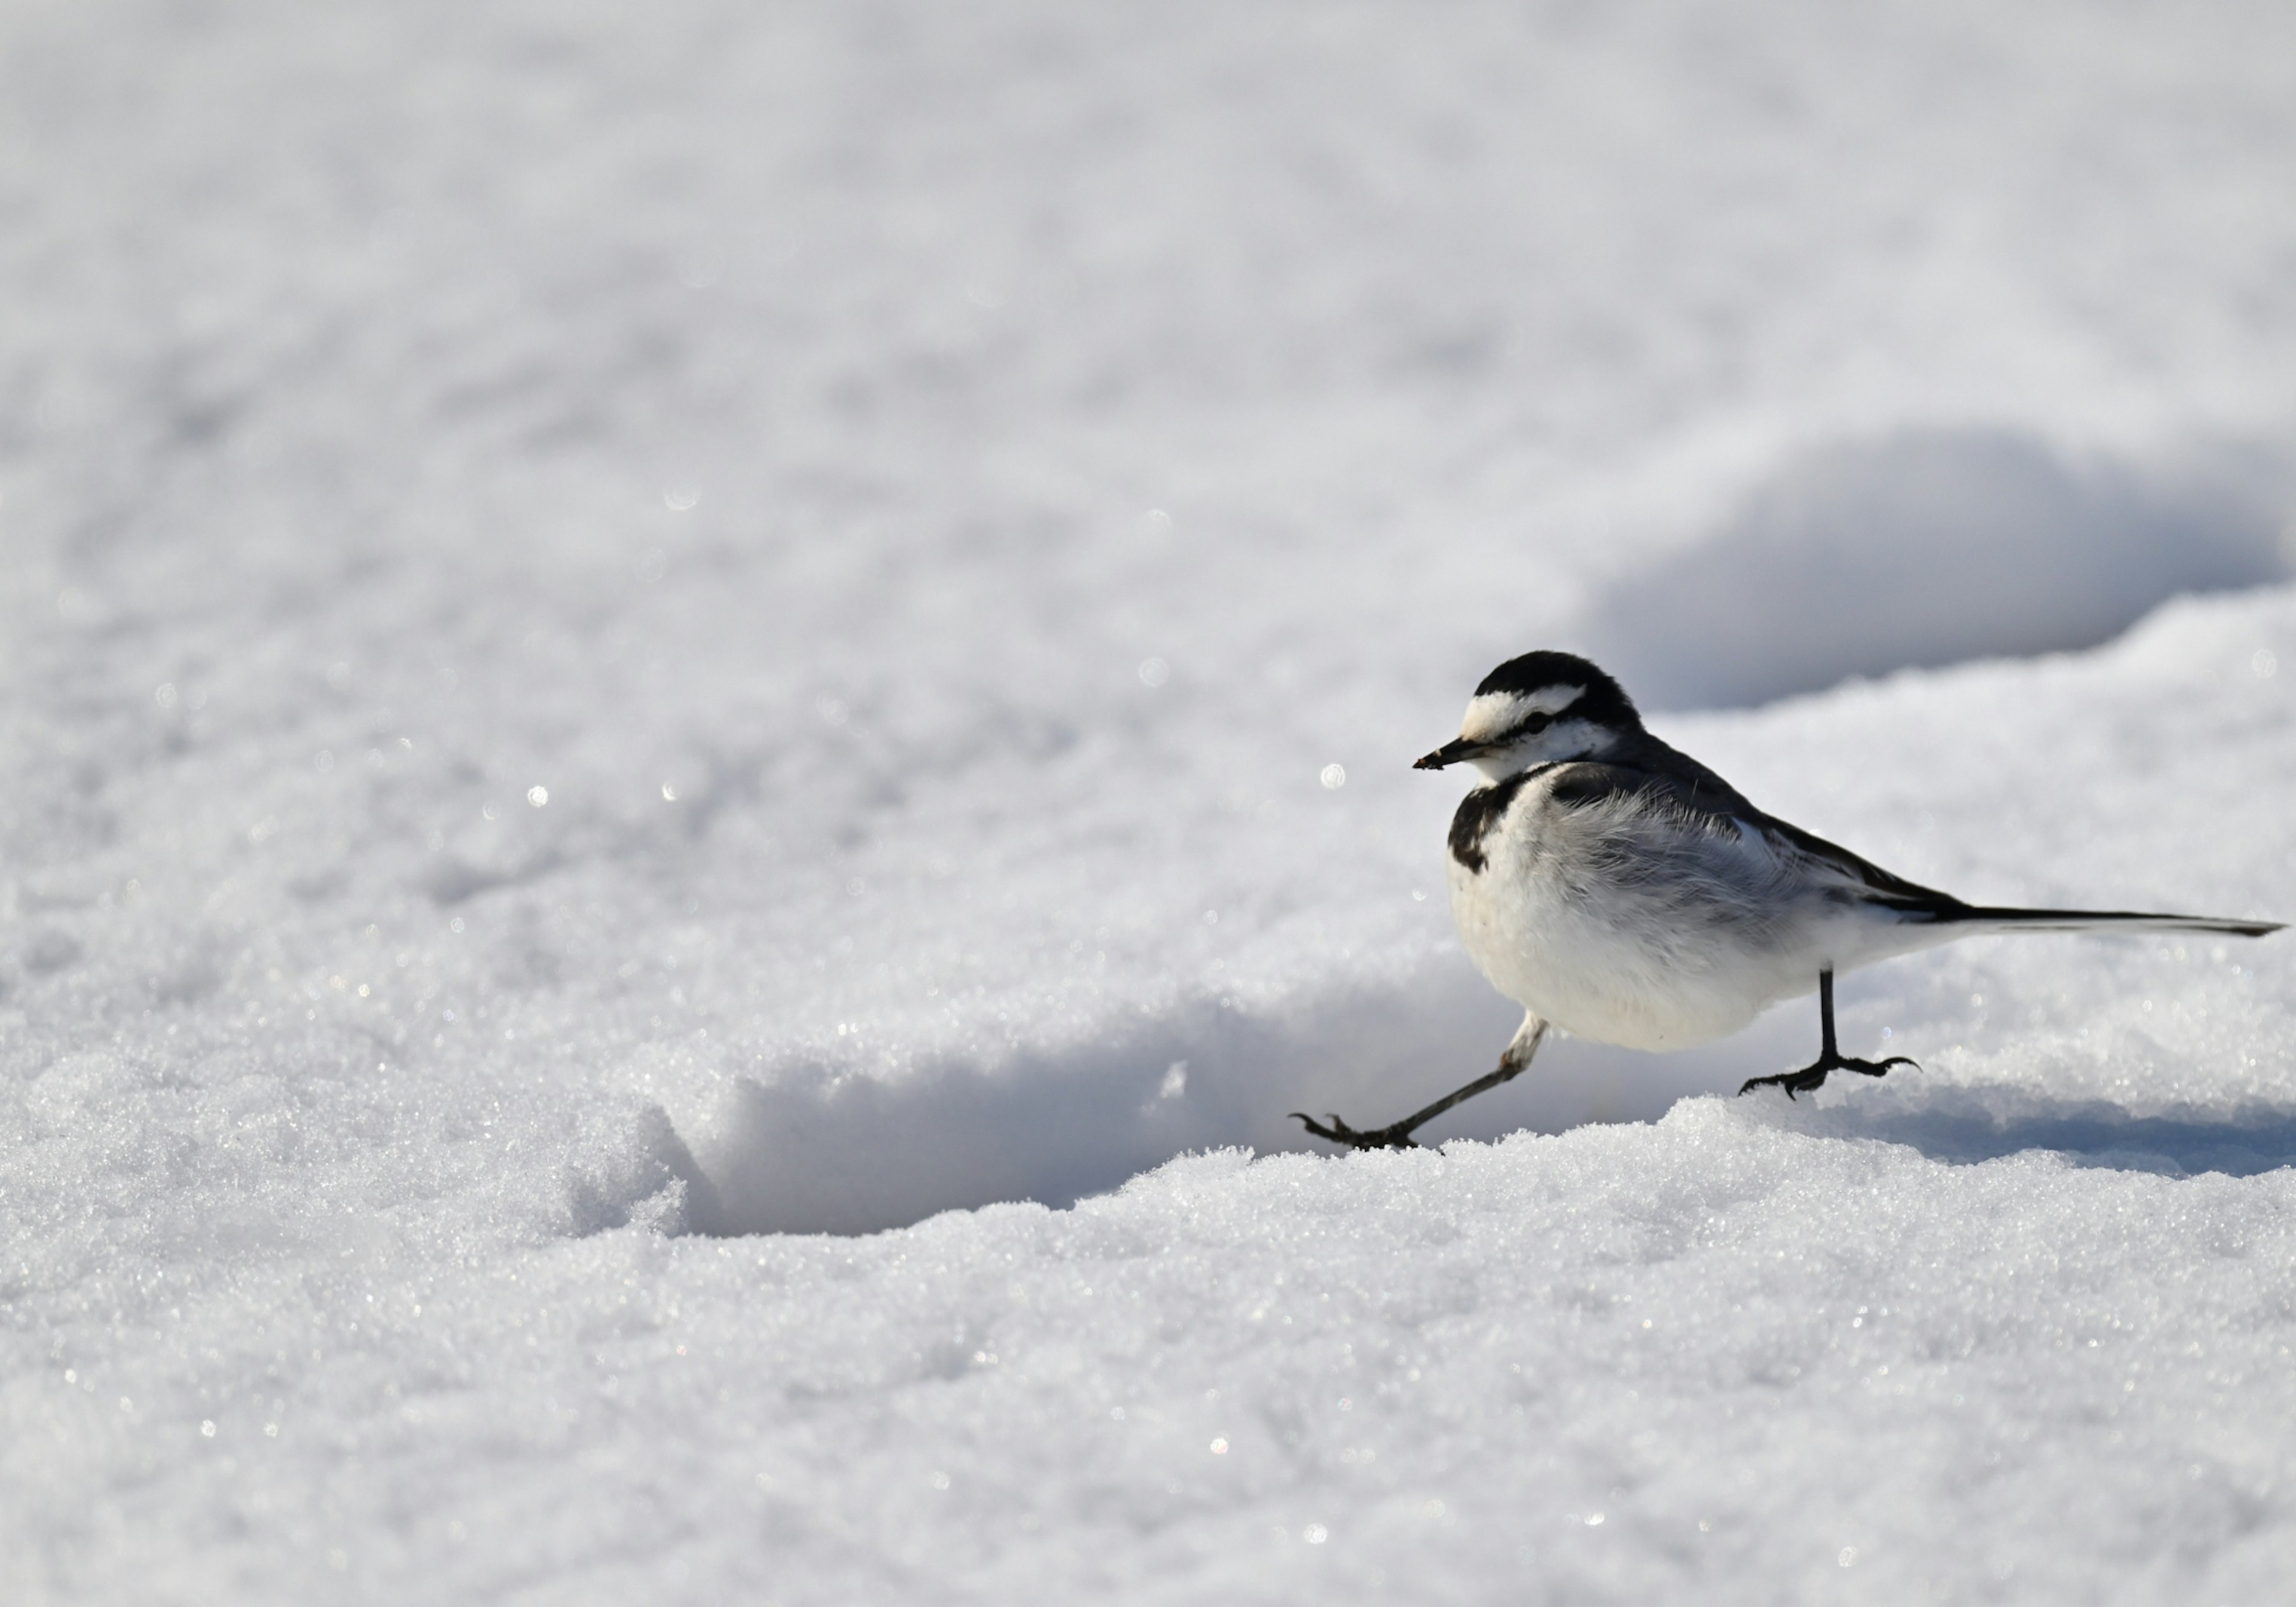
xmin=1737 ymin=1053 xmax=1916 ymax=1101
xmin=1289 ymin=1111 xmax=1421 ymax=1150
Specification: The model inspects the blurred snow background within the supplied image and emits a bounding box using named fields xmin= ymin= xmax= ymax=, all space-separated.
xmin=4 ymin=1 xmax=2296 ymax=1601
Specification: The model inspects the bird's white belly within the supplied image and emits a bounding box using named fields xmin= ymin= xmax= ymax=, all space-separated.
xmin=1448 ymin=817 xmax=1836 ymax=1051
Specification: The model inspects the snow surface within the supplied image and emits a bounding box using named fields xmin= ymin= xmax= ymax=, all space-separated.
xmin=6 ymin=1 xmax=2296 ymax=1602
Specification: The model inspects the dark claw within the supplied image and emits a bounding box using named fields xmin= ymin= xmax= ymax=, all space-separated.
xmin=1289 ymin=1111 xmax=1421 ymax=1150
xmin=1738 ymin=1053 xmax=1919 ymax=1100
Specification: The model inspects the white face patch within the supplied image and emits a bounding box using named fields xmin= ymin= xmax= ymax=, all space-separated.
xmin=1458 ymin=684 xmax=1584 ymax=745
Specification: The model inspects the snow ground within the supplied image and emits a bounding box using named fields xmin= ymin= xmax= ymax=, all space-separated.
xmin=5 ymin=1 xmax=2296 ymax=1602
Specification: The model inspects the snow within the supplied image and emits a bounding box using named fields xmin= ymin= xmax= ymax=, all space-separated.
xmin=1587 ymin=428 xmax=2289 ymax=708
xmin=5 ymin=1 xmax=2296 ymax=1601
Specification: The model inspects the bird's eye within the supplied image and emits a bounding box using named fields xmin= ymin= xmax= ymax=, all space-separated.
xmin=1519 ymin=713 xmax=1551 ymax=737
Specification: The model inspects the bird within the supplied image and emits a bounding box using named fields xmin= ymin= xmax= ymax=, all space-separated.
xmin=1293 ymin=650 xmax=2283 ymax=1150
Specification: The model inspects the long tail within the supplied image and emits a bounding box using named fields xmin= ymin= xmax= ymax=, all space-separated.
xmin=1949 ymin=908 xmax=2283 ymax=938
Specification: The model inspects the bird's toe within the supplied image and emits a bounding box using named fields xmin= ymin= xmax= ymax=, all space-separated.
xmin=1290 ymin=1111 xmax=1419 ymax=1151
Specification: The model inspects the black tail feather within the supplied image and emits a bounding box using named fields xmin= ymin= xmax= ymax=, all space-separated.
xmin=1950 ymin=908 xmax=2283 ymax=937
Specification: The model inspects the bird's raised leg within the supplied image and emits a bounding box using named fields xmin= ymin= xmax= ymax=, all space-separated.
xmin=1294 ymin=1016 xmax=1549 ymax=1150
xmin=1738 ymin=968 xmax=1915 ymax=1099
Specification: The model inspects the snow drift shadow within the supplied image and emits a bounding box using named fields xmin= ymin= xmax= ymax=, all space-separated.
xmin=1788 ymin=1089 xmax=2296 ymax=1178
xmin=682 ymin=970 xmax=1824 ymax=1236
xmin=1588 ymin=427 xmax=2290 ymax=708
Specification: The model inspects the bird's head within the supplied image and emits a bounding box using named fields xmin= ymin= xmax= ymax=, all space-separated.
xmin=1414 ymin=651 xmax=1642 ymax=781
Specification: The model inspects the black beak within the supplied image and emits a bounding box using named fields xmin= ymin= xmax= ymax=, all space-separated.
xmin=1413 ymin=738 xmax=1481 ymax=771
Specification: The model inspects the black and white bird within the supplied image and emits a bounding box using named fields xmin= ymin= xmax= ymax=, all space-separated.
xmin=1294 ymin=650 xmax=2283 ymax=1150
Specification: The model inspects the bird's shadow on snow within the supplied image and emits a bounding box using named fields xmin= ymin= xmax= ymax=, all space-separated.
xmin=1766 ymin=1088 xmax=2296 ymax=1179
xmin=671 ymin=970 xmax=1818 ymax=1237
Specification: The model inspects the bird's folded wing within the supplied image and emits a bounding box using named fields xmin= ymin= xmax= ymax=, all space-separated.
xmin=1544 ymin=757 xmax=1968 ymax=919
xmin=1758 ymin=812 xmax=2277 ymax=935
xmin=1755 ymin=815 xmax=1970 ymax=919
xmin=1546 ymin=758 xmax=2278 ymax=937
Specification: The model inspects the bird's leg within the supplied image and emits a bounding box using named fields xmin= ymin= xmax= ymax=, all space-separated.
xmin=1738 ymin=968 xmax=1916 ymax=1099
xmin=1294 ymin=1018 xmax=1549 ymax=1150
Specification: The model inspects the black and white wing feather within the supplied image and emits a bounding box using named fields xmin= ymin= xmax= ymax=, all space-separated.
xmin=1526 ymin=747 xmax=2282 ymax=942
xmin=1756 ymin=801 xmax=2281 ymax=939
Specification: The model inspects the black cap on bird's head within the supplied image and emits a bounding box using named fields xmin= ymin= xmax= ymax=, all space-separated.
xmin=1415 ymin=651 xmax=1643 ymax=775
xmin=1469 ymin=650 xmax=1638 ymax=711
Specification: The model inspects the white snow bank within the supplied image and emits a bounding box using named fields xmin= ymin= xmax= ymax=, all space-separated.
xmin=1587 ymin=427 xmax=2291 ymax=708
xmin=23 ymin=577 xmax=2288 ymax=1605
xmin=24 ymin=1092 xmax=2296 ymax=1605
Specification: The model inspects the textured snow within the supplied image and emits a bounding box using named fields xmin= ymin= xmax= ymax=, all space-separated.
xmin=6 ymin=1 xmax=2296 ymax=1602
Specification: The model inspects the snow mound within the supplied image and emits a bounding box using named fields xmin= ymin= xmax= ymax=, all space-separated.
xmin=1589 ymin=428 xmax=2291 ymax=707
xmin=689 ymin=971 xmax=1766 ymax=1236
